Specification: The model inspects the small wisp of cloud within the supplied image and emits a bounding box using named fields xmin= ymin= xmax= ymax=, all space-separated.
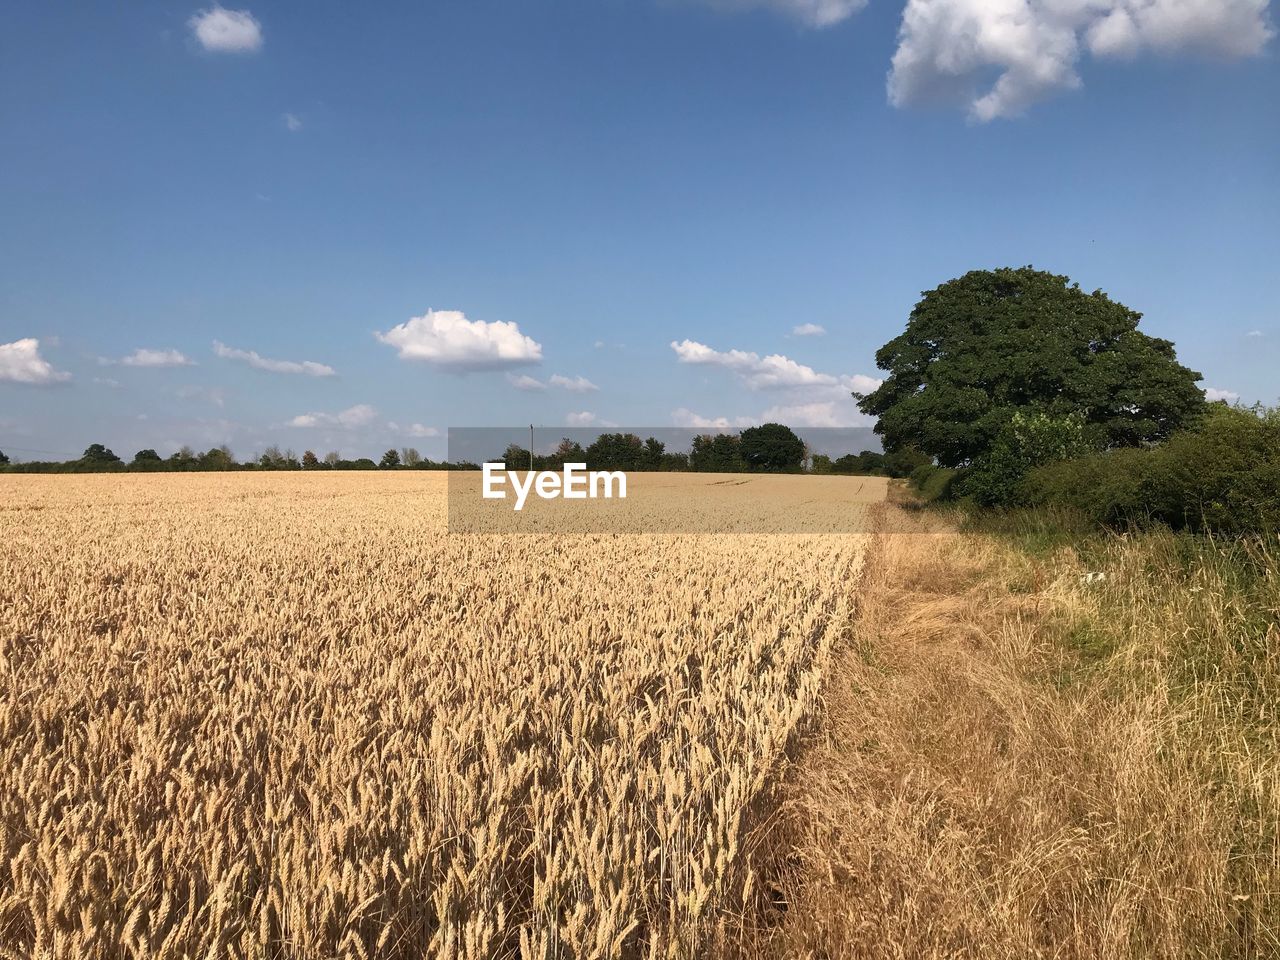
xmin=213 ymin=341 xmax=336 ymax=377
xmin=189 ymin=6 xmax=263 ymax=54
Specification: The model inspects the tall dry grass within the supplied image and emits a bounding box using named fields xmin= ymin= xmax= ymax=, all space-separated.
xmin=745 ymin=503 xmax=1279 ymax=958
xmin=0 ymin=472 xmax=878 ymax=958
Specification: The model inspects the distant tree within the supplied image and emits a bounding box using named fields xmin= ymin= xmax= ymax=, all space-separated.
xmin=0 ymin=449 xmax=8 ymax=465
xmin=810 ymin=453 xmax=833 ymax=474
xmin=81 ymin=443 xmax=121 ymax=465
xmin=856 ymin=266 xmax=1205 ymax=467
xmin=585 ymin=433 xmax=645 ymax=471
xmin=689 ymin=434 xmax=745 ymax=472
xmin=301 ymin=450 xmax=320 ymax=470
xmin=200 ymin=446 xmax=235 ymax=471
xmin=380 ymin=448 xmax=401 ymax=469
xmin=352 ymin=457 xmax=377 ymax=470
xmin=401 ymin=447 xmax=422 ymax=467
xmin=739 ymin=423 xmax=805 ymax=472
xmin=552 ymin=438 xmax=586 ymax=467
xmin=132 ymin=448 xmax=161 ymax=465
xmin=324 ymin=450 xmax=340 ymax=467
xmin=259 ymin=445 xmax=287 ymax=469
xmin=642 ymin=437 xmax=665 ymax=470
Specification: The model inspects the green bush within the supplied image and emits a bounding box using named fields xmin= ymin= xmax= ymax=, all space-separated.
xmin=910 ymin=464 xmax=961 ymax=502
xmin=1024 ymin=405 xmax=1280 ymax=535
xmin=959 ymin=411 xmax=1094 ymax=506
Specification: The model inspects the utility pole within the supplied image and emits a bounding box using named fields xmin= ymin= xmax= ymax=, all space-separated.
xmin=529 ymin=424 xmax=534 ymax=473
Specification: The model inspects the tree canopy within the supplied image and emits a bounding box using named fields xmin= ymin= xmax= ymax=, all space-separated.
xmin=738 ymin=423 xmax=805 ymax=472
xmin=855 ymin=267 xmax=1205 ymax=468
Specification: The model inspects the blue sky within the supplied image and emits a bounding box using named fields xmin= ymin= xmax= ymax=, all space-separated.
xmin=2 ymin=0 xmax=1276 ymax=461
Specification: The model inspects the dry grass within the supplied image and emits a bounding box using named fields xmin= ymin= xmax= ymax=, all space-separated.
xmin=0 ymin=472 xmax=881 ymax=958
xmin=747 ymin=502 xmax=1279 ymax=959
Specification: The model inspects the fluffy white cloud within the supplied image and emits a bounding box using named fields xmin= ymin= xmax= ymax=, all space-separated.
xmin=1247 ymin=330 xmax=1264 ymax=337
xmin=119 ymin=348 xmax=195 ymax=368
xmin=1205 ymin=387 xmax=1241 ymax=403
xmin=283 ymin=113 xmax=302 ymax=132
xmin=671 ymin=408 xmax=757 ymax=429
xmin=565 ymin=411 xmax=619 ymax=427
xmin=0 ymin=338 xmax=71 ymax=385
xmin=699 ymin=0 xmax=867 ymax=27
xmin=889 ymin=0 xmax=1274 ymax=121
xmin=671 ymin=339 xmax=880 ymax=394
xmin=189 ymin=6 xmax=263 ymax=53
xmin=760 ymin=400 xmax=873 ymax=427
xmin=791 ymin=323 xmax=826 ymax=337
xmin=387 ymin=421 xmax=441 ymax=438
xmin=213 ymin=341 xmax=335 ymax=377
xmin=549 ymin=374 xmax=600 ymax=393
xmin=288 ymin=404 xmax=377 ymax=429
xmin=376 ymin=309 xmax=542 ymax=371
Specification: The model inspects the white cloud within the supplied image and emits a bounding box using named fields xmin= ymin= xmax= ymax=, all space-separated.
xmin=791 ymin=323 xmax=826 ymax=337
xmin=119 ymin=348 xmax=195 ymax=368
xmin=889 ymin=0 xmax=1274 ymax=121
xmin=565 ymin=411 xmax=619 ymax=427
xmin=0 ymin=338 xmax=71 ymax=385
xmin=1205 ymin=387 xmax=1241 ymax=404
xmin=213 ymin=340 xmax=336 ymax=377
xmin=759 ymin=400 xmax=873 ymax=428
xmin=698 ymin=0 xmax=867 ymax=28
xmin=376 ymin=309 xmax=542 ymax=371
xmin=507 ymin=373 xmax=547 ymax=391
xmin=549 ymin=374 xmax=600 ymax=393
xmin=189 ymin=6 xmax=263 ymax=53
xmin=1246 ymin=330 xmax=1264 ymax=337
xmin=401 ymin=423 xmax=440 ymax=438
xmin=671 ymin=408 xmax=756 ymax=429
xmin=283 ymin=113 xmax=302 ymax=132
xmin=671 ymin=339 xmax=880 ymax=394
xmin=288 ymin=404 xmax=377 ymax=429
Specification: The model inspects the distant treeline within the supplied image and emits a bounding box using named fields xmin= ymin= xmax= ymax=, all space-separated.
xmin=0 ymin=426 xmax=915 ymax=478
xmin=0 ymin=444 xmax=479 ymax=474
xmin=497 ymin=426 xmax=922 ymax=476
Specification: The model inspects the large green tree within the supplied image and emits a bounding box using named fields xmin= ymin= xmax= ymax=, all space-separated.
xmin=739 ymin=423 xmax=805 ymax=472
xmin=855 ymin=267 xmax=1204 ymax=467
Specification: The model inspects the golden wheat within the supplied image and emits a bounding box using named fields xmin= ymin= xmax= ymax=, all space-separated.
xmin=0 ymin=471 xmax=882 ymax=959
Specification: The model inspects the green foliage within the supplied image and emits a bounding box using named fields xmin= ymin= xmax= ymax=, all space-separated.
xmin=132 ymin=449 xmax=161 ymax=465
xmin=1024 ymin=405 xmax=1280 ymax=535
xmin=585 ymin=433 xmax=646 ymax=471
xmin=379 ymin=448 xmax=401 ymax=469
xmin=832 ymin=451 xmax=885 ymax=475
xmin=301 ymin=450 xmax=321 ymax=470
xmin=689 ymin=434 xmax=746 ymax=473
xmin=960 ymin=411 xmax=1094 ymax=506
xmin=881 ymin=446 xmax=932 ymax=479
xmin=738 ymin=423 xmax=805 ymax=472
xmin=856 ymin=266 xmax=1204 ymax=467
xmin=81 ymin=443 xmax=121 ymax=465
xmin=910 ymin=464 xmax=961 ymax=503
xmin=0 ymin=449 xmax=7 ymax=466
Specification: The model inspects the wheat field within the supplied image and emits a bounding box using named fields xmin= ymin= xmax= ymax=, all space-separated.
xmin=0 ymin=472 xmax=884 ymax=958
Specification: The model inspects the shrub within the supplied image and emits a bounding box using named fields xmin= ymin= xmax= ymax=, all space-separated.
xmin=1025 ymin=405 xmax=1280 ymax=535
